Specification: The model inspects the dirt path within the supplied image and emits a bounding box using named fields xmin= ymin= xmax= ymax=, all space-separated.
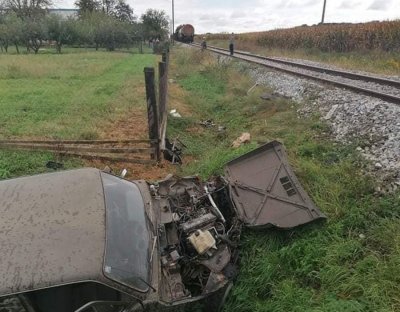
xmin=84 ymin=79 xmax=194 ymax=181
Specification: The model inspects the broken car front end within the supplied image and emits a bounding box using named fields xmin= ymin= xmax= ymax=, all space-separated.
xmin=149 ymin=141 xmax=326 ymax=309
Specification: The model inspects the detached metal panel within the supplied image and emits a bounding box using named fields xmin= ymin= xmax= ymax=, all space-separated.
xmin=225 ymin=141 xmax=326 ymax=229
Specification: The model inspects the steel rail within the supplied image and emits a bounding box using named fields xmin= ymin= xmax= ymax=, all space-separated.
xmin=191 ymin=43 xmax=400 ymax=105
xmin=193 ymin=43 xmax=400 ymax=88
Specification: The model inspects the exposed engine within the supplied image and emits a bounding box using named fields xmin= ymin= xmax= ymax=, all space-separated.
xmin=150 ymin=176 xmax=242 ymax=302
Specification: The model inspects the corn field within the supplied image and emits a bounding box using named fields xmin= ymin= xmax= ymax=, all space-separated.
xmin=207 ymin=20 xmax=400 ymax=53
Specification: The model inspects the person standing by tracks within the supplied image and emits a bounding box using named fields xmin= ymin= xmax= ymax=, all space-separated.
xmin=229 ymin=32 xmax=235 ymax=56
xmin=201 ymin=37 xmax=207 ymax=51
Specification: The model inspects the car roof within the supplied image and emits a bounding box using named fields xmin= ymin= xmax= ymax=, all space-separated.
xmin=0 ymin=168 xmax=107 ymax=296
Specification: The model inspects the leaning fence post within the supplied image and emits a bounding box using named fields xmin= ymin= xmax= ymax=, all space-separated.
xmin=158 ymin=61 xmax=168 ymax=150
xmin=158 ymin=61 xmax=167 ymax=124
xmin=144 ymin=67 xmax=160 ymax=161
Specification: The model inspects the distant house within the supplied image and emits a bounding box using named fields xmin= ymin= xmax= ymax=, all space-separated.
xmin=48 ymin=8 xmax=78 ymax=18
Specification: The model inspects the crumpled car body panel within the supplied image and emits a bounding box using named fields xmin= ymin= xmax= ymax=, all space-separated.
xmin=225 ymin=141 xmax=326 ymax=229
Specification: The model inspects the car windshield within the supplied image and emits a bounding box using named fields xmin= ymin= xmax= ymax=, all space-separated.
xmin=101 ymin=172 xmax=150 ymax=292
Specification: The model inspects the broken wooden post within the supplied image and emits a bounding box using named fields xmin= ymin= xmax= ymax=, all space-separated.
xmin=144 ymin=67 xmax=160 ymax=161
xmin=158 ymin=61 xmax=168 ymax=150
xmin=158 ymin=62 xmax=167 ymax=124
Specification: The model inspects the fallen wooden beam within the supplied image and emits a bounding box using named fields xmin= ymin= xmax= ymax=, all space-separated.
xmin=0 ymin=143 xmax=154 ymax=154
xmin=59 ymin=152 xmax=156 ymax=164
xmin=0 ymin=139 xmax=157 ymax=145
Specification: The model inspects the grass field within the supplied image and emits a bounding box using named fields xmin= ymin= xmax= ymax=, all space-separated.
xmin=1 ymin=46 xmax=400 ymax=311
xmin=168 ymin=49 xmax=400 ymax=311
xmin=0 ymin=50 xmax=157 ymax=178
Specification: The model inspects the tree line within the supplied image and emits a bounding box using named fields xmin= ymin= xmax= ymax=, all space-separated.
xmin=0 ymin=0 xmax=170 ymax=53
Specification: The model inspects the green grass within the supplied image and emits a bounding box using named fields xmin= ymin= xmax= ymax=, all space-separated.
xmin=168 ymin=48 xmax=400 ymax=311
xmin=0 ymin=150 xmax=82 ymax=179
xmin=0 ymin=50 xmax=157 ymax=179
xmin=1 ymin=45 xmax=153 ymax=55
xmin=1 ymin=44 xmax=399 ymax=310
xmin=0 ymin=51 xmax=156 ymax=138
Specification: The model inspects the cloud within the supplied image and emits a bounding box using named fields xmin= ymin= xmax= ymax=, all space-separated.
xmin=230 ymin=10 xmax=246 ymax=19
xmin=283 ymin=0 xmax=318 ymax=9
xmin=368 ymin=0 xmax=392 ymax=10
xmin=338 ymin=1 xmax=363 ymax=9
xmin=56 ymin=0 xmax=399 ymax=33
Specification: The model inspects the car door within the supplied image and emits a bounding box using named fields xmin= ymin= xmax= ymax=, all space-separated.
xmin=224 ymin=141 xmax=326 ymax=229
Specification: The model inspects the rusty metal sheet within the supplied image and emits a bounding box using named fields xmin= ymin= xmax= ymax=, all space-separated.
xmin=224 ymin=141 xmax=326 ymax=229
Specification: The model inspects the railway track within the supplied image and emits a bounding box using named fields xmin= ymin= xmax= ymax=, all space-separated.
xmin=191 ymin=43 xmax=400 ymax=105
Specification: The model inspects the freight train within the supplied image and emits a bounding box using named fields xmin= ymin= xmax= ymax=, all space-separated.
xmin=174 ymin=24 xmax=195 ymax=43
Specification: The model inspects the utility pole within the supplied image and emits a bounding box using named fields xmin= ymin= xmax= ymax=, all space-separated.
xmin=321 ymin=0 xmax=327 ymax=24
xmin=171 ymin=0 xmax=175 ymax=44
xmin=172 ymin=0 xmax=175 ymax=33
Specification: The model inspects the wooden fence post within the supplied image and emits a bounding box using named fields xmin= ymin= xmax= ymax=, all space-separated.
xmin=158 ymin=62 xmax=167 ymax=124
xmin=144 ymin=67 xmax=160 ymax=161
xmin=158 ymin=61 xmax=168 ymax=150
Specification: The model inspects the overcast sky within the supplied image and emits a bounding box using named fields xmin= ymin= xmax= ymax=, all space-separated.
xmin=54 ymin=0 xmax=400 ymax=33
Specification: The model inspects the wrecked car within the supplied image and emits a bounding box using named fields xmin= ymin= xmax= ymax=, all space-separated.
xmin=0 ymin=141 xmax=325 ymax=312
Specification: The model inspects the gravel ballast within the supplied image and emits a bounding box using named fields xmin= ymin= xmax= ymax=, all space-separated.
xmin=249 ymin=65 xmax=400 ymax=193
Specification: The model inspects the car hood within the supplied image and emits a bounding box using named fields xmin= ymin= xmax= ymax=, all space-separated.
xmin=224 ymin=141 xmax=326 ymax=228
xmin=0 ymin=168 xmax=106 ymax=295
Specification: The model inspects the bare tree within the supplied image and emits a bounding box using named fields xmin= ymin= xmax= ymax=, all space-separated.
xmin=74 ymin=0 xmax=100 ymax=17
xmin=114 ymin=0 xmax=134 ymax=23
xmin=1 ymin=0 xmax=52 ymax=19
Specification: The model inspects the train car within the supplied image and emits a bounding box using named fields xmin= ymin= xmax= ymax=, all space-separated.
xmin=174 ymin=24 xmax=195 ymax=43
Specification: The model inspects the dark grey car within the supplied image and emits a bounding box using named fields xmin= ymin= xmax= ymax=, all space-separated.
xmin=0 ymin=141 xmax=325 ymax=312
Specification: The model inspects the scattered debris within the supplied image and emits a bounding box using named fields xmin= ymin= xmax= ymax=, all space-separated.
xmin=103 ymin=166 xmax=112 ymax=173
xmin=200 ymin=119 xmax=216 ymax=128
xmin=170 ymin=109 xmax=182 ymax=118
xmin=199 ymin=119 xmax=226 ymax=133
xmin=168 ymin=79 xmax=176 ymax=84
xmin=120 ymin=168 xmax=128 ymax=178
xmin=163 ymin=138 xmax=186 ymax=164
xmin=247 ymin=83 xmax=259 ymax=95
xmin=217 ymin=125 xmax=226 ymax=133
xmin=232 ymin=133 xmax=251 ymax=148
xmin=323 ymin=104 xmax=339 ymax=120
